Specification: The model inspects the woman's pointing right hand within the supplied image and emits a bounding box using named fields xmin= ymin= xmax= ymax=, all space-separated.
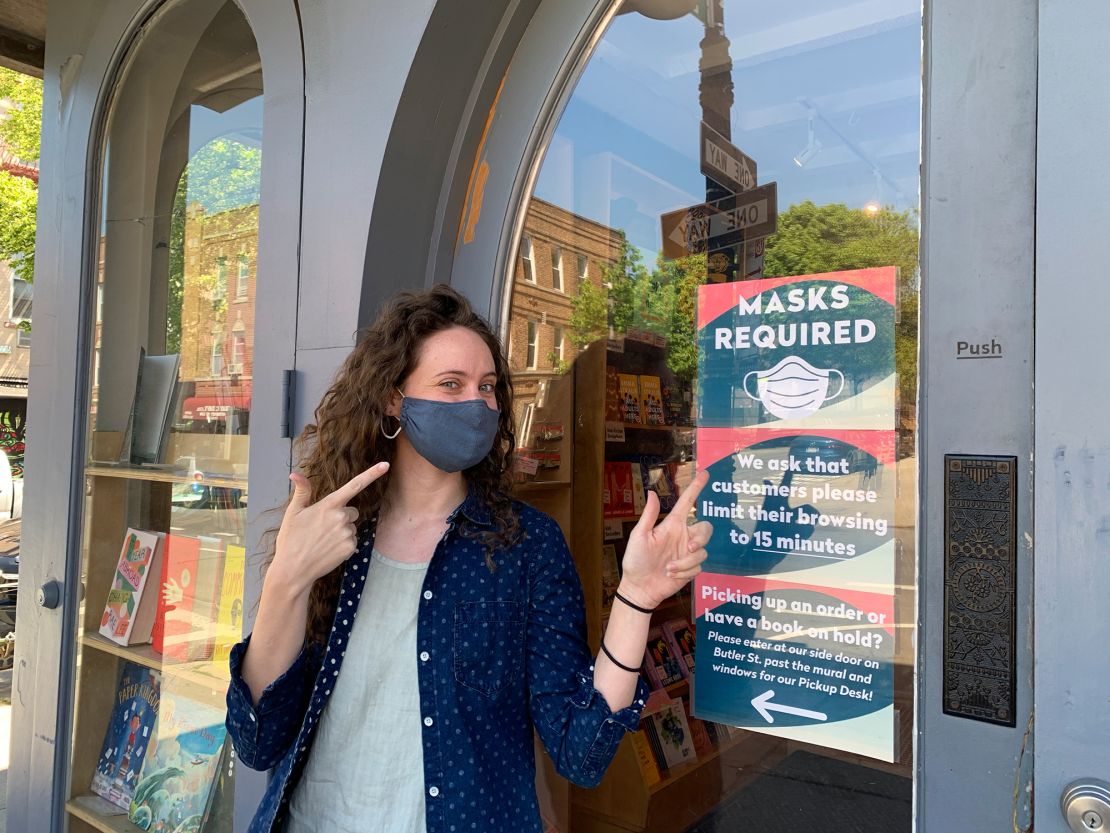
xmin=270 ymin=461 xmax=390 ymax=595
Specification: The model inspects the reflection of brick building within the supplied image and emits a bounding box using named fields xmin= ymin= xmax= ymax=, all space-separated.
xmin=179 ymin=202 xmax=258 ymax=427
xmin=508 ymin=198 xmax=622 ymax=442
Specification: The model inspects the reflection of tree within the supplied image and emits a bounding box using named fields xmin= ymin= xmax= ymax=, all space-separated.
xmin=762 ymin=201 xmax=920 ymax=408
xmin=568 ymin=234 xmax=707 ymax=380
xmin=0 ymin=68 xmax=42 ymax=288
xmin=566 ymin=201 xmax=918 ymax=400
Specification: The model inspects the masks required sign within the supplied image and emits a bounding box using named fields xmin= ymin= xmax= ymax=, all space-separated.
xmin=693 ymin=267 xmax=899 ymax=763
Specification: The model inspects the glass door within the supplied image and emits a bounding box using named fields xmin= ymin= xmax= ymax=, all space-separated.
xmin=502 ymin=1 xmax=921 ymax=830
xmin=65 ymin=2 xmax=263 ymax=830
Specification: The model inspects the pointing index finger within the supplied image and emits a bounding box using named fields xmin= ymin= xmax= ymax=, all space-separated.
xmin=673 ymin=469 xmax=709 ymax=518
xmin=323 ymin=461 xmax=390 ymax=507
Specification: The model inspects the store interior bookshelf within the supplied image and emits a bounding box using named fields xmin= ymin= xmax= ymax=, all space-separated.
xmin=65 ymin=430 xmax=245 ymax=833
xmin=504 ymin=337 xmax=769 ymax=833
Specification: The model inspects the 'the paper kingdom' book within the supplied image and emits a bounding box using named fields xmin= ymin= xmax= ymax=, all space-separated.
xmin=91 ymin=662 xmax=161 ymax=811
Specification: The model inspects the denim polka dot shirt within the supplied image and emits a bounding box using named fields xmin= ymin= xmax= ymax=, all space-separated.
xmin=225 ymin=487 xmax=651 ymax=833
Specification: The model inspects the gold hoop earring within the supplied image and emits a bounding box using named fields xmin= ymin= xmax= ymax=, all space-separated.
xmin=381 ymin=415 xmax=402 ymax=439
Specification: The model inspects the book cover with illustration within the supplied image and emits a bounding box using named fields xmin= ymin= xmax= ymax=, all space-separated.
xmin=603 ymin=462 xmax=634 ymax=518
xmin=644 ymin=699 xmax=696 ymax=769
xmin=663 ymin=617 xmax=696 ymax=678
xmin=629 ymin=462 xmax=646 ymax=513
xmin=212 ymin=544 xmax=246 ymax=666
xmin=643 ymin=626 xmax=685 ymax=689
xmin=152 ymin=535 xmax=225 ymax=662
xmin=99 ymin=529 xmax=165 ymax=646
xmin=639 ymin=375 xmax=665 ymax=425
xmin=604 ymin=366 xmax=623 ymax=423
xmin=91 ymin=662 xmax=161 ymax=810
xmin=634 ymin=455 xmax=678 ymax=514
xmin=618 ymin=373 xmax=642 ymax=424
xmin=661 ymin=381 xmax=691 ymax=426
xmin=127 ymin=673 xmax=228 ymax=832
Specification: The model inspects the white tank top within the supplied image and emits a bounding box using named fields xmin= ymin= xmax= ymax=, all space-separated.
xmin=286 ymin=550 xmax=430 ymax=833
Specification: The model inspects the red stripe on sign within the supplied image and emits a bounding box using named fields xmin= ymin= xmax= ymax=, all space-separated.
xmin=696 ymin=427 xmax=897 ymax=467
xmin=695 ymin=572 xmax=896 ymax=635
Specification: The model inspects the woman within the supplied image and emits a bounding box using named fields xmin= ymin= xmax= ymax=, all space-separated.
xmin=225 ymin=285 xmax=711 ymax=833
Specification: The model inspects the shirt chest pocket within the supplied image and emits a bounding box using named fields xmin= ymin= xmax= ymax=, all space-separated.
xmin=453 ymin=600 xmax=526 ymax=698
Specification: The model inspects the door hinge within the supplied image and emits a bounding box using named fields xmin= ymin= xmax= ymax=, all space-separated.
xmin=281 ymin=369 xmax=296 ymax=439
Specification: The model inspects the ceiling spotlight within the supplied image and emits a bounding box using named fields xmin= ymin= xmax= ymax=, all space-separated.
xmin=793 ymin=118 xmax=822 ymax=167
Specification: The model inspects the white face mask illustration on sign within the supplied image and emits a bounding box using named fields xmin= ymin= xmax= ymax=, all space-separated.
xmin=742 ymin=356 xmax=845 ymax=421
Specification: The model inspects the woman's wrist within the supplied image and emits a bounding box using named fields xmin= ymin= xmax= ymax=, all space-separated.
xmin=263 ymin=558 xmax=314 ymax=605
xmin=615 ymin=581 xmax=658 ymax=613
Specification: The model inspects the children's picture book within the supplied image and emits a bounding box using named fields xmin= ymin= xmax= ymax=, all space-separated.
xmin=127 ymin=672 xmax=228 ymax=832
xmin=91 ymin=662 xmax=161 ymax=811
xmin=152 ymin=535 xmax=225 ymax=662
xmin=639 ymin=375 xmax=666 ymax=425
xmin=644 ymin=699 xmax=696 ymax=770
xmin=643 ymin=626 xmax=686 ymax=689
xmin=212 ymin=543 xmax=246 ymax=666
xmin=618 ymin=373 xmax=642 ymax=424
xmin=99 ymin=529 xmax=166 ymax=646
xmin=663 ymin=617 xmax=696 ymax=678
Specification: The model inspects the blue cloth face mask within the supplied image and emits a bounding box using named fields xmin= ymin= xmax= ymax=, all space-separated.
xmin=395 ymin=393 xmax=501 ymax=472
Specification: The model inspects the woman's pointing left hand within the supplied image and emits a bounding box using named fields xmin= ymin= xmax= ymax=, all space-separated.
xmin=618 ymin=469 xmax=713 ymax=610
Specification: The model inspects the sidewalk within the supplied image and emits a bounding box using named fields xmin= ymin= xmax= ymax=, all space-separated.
xmin=1 ymin=665 xmax=10 ymax=833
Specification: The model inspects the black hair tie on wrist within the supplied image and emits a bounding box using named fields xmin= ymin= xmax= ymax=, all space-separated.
xmin=600 ymin=638 xmax=641 ymax=674
xmin=615 ymin=591 xmax=654 ymax=615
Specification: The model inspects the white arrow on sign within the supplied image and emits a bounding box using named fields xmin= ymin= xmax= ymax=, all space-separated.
xmin=751 ymin=689 xmax=829 ymax=724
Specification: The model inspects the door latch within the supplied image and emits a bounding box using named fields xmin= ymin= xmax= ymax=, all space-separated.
xmin=1062 ymin=780 xmax=1110 ymax=833
xmin=37 ymin=580 xmax=62 ymax=609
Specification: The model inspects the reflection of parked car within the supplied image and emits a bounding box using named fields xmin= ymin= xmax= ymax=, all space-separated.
xmin=0 ymin=522 xmax=18 ymax=668
xmin=169 ymin=483 xmax=248 ymax=539
xmin=0 ymin=449 xmax=23 ymax=520
xmin=786 ymin=436 xmax=871 ymax=474
xmin=171 ymin=483 xmax=247 ymax=511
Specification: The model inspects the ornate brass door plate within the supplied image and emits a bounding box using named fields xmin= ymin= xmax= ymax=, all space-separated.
xmin=943 ymin=455 xmax=1018 ymax=726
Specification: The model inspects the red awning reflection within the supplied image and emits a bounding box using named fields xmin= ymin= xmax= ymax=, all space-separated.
xmin=182 ymin=395 xmax=251 ymax=420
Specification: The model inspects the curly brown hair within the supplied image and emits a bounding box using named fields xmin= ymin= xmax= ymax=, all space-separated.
xmin=262 ymin=285 xmax=520 ymax=646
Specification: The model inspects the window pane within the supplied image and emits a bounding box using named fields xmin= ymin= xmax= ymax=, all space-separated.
xmin=502 ymin=2 xmax=921 ymax=830
xmin=71 ymin=3 xmax=262 ymax=829
xmin=521 ymin=234 xmax=535 ymax=282
xmin=551 ymin=246 xmax=563 ymax=291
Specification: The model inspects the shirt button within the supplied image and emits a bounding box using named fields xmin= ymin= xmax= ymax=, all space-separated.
xmin=423 ymin=716 xmax=434 ymax=727
xmin=423 ymin=590 xmax=433 ymax=600
xmin=428 ymin=786 xmax=439 ymax=797
xmin=420 ymin=651 xmax=430 ymax=662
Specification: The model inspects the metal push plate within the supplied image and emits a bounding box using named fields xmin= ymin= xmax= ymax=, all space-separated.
xmin=943 ymin=455 xmax=1018 ymax=726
